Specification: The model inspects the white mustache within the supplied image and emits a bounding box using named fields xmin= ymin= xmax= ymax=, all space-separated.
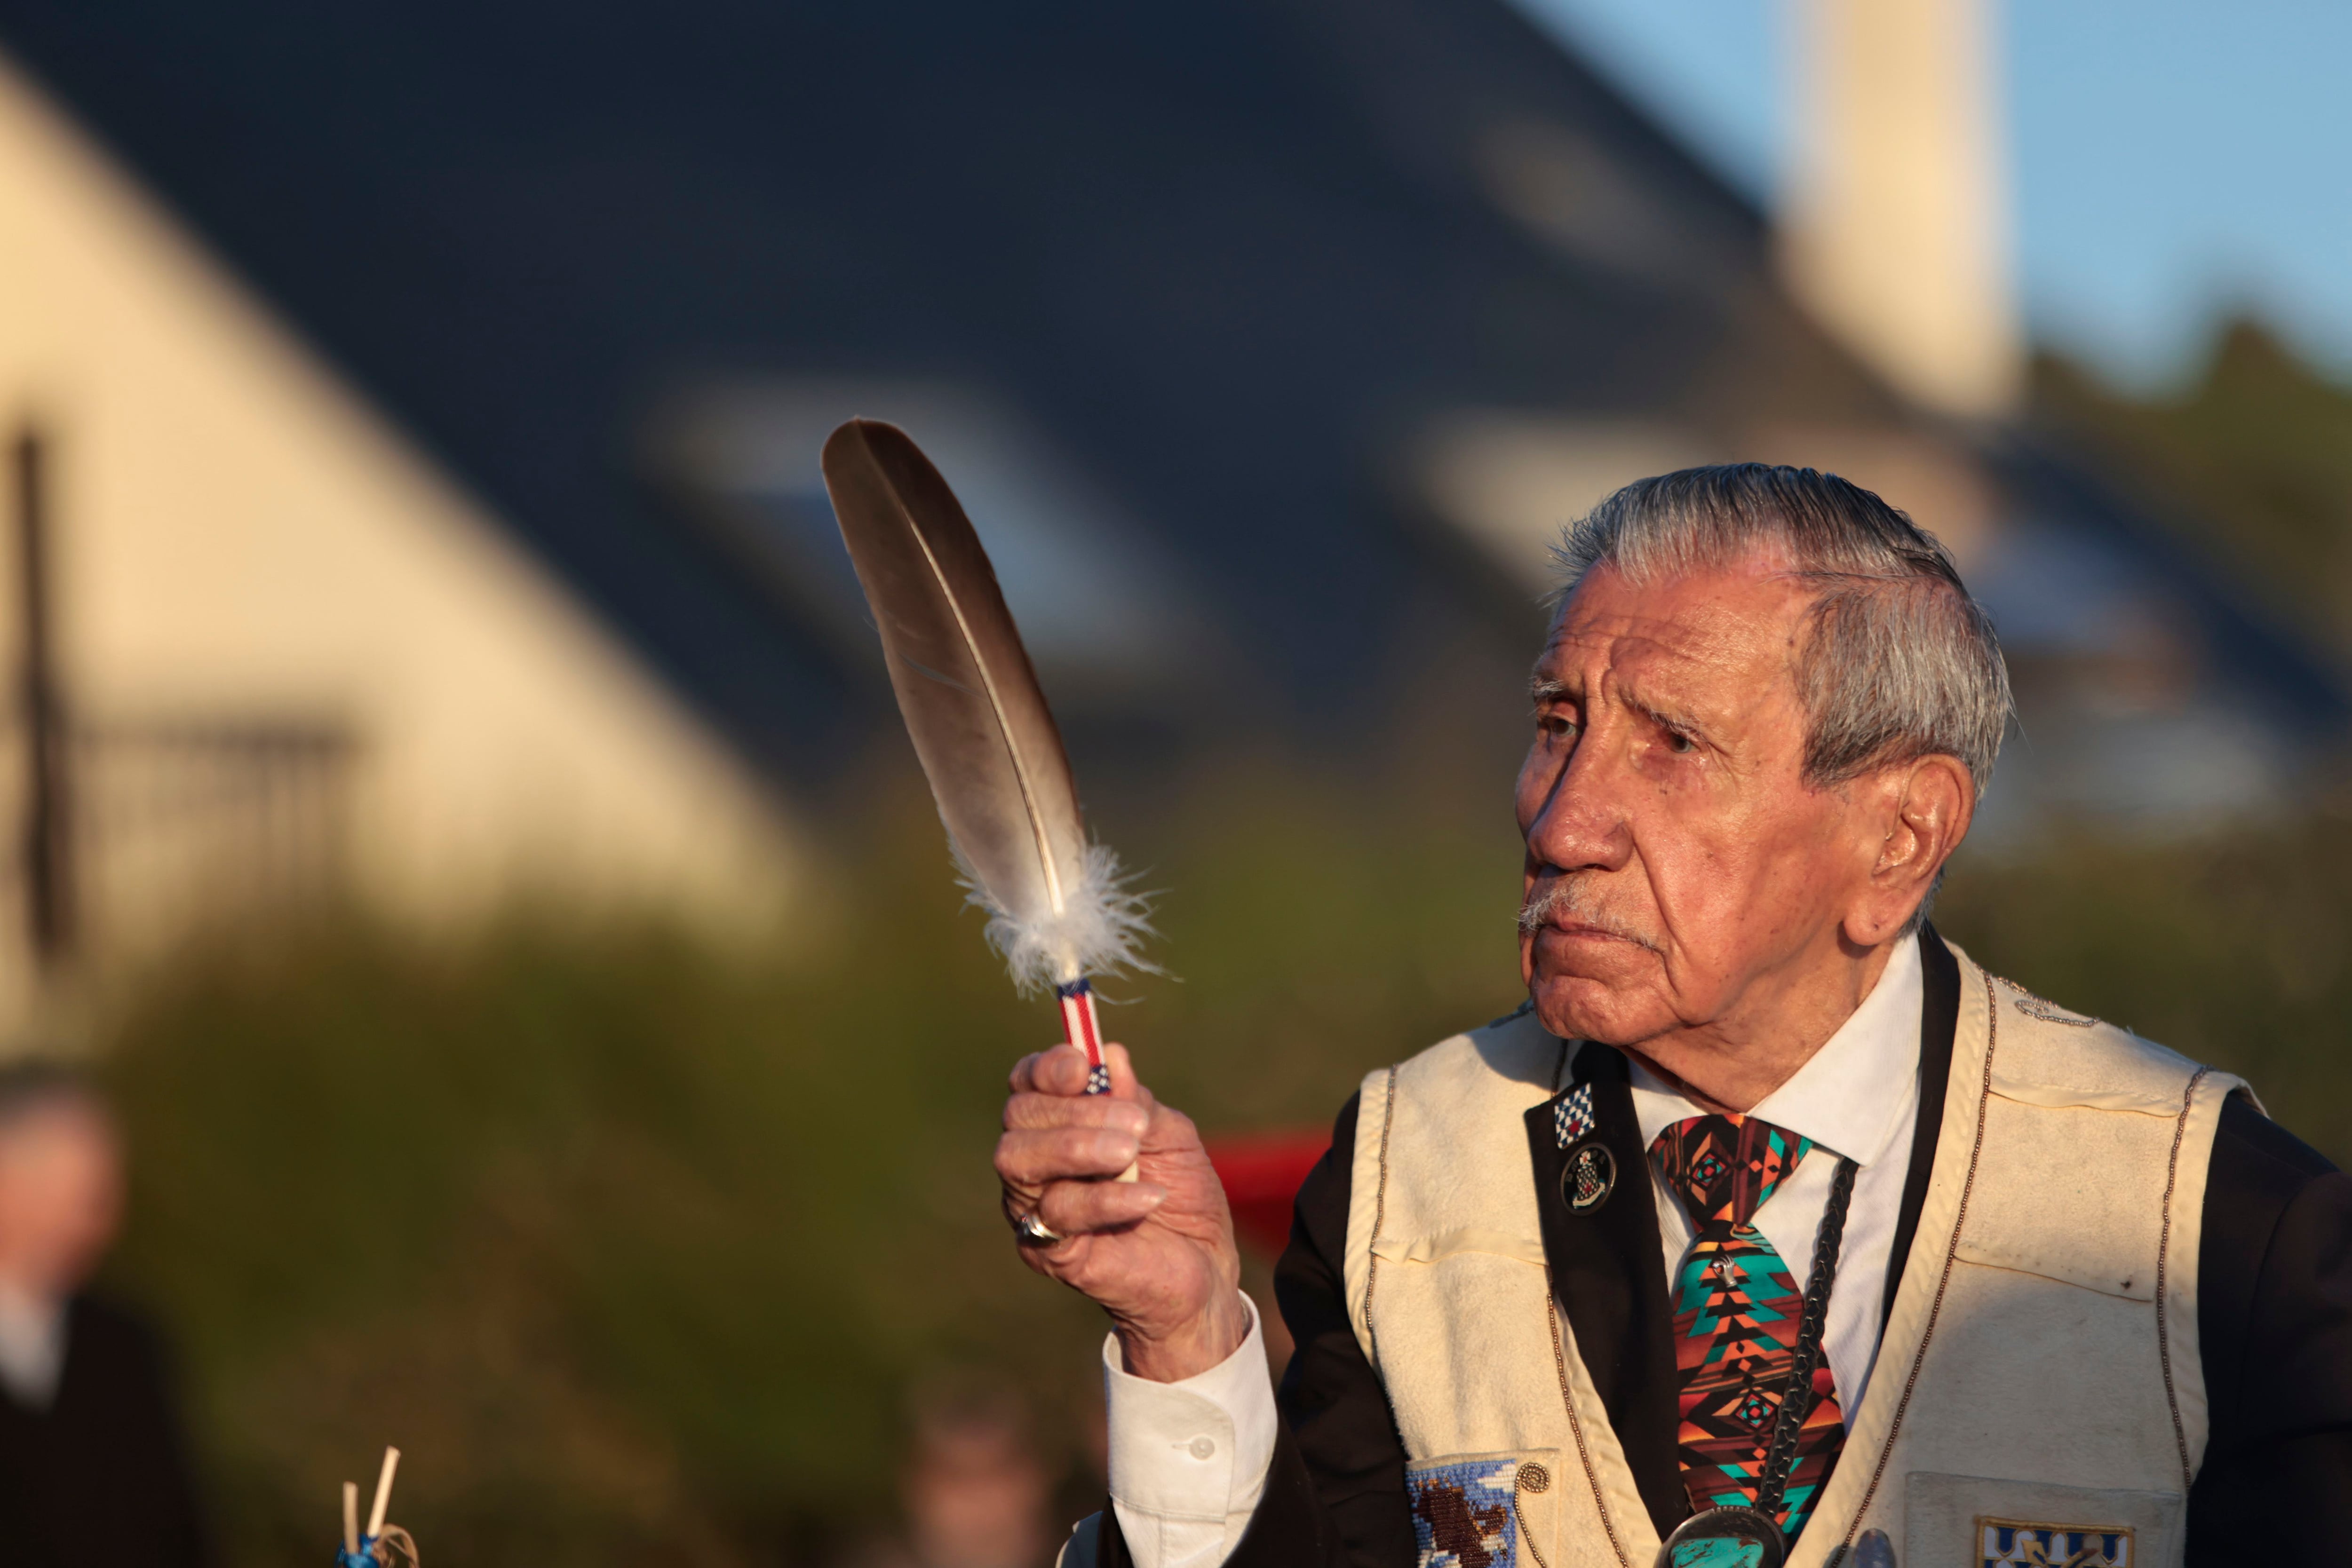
xmin=1518 ymin=876 xmax=1663 ymax=952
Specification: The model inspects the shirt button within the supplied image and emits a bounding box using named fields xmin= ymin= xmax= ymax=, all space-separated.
xmin=1188 ymin=1436 xmax=1217 ymax=1460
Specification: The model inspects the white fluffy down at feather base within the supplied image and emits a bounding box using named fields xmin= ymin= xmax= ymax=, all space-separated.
xmin=952 ymin=839 xmax=1157 ymax=996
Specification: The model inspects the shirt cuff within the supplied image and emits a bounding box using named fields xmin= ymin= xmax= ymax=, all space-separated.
xmin=1102 ymin=1292 xmax=1278 ymax=1522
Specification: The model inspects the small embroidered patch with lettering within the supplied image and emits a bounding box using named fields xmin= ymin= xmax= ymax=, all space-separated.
xmin=1999 ymin=978 xmax=2094 ymax=1027
xmin=1978 ymin=1516 xmax=2132 ymax=1566
xmin=1554 ymin=1083 xmax=1596 ymax=1148
xmin=1406 ymin=1457 xmax=1520 ymax=1568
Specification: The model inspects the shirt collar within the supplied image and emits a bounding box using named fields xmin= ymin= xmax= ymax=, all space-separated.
xmin=0 ymin=1281 xmax=66 ymax=1410
xmin=1627 ymin=933 xmax=1923 ymax=1168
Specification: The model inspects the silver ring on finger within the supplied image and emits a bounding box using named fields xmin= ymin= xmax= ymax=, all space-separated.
xmin=1013 ymin=1209 xmax=1064 ymax=1247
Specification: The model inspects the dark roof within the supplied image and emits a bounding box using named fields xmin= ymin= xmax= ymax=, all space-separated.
xmin=0 ymin=0 xmax=1898 ymax=784
xmin=0 ymin=0 xmax=2337 ymax=808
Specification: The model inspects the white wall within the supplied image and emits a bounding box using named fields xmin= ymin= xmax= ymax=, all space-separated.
xmin=0 ymin=52 xmax=803 ymax=1002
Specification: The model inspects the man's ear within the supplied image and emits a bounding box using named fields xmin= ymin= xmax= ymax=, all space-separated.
xmin=1845 ymin=753 xmax=1975 ymax=947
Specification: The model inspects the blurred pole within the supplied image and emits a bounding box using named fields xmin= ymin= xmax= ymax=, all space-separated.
xmin=13 ymin=426 xmax=74 ymax=968
xmin=1779 ymin=0 xmax=2021 ymax=419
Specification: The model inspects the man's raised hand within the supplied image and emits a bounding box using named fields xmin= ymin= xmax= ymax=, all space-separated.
xmin=994 ymin=1042 xmax=1251 ymax=1383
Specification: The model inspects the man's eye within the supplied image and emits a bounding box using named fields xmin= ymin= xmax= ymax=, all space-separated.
xmin=1665 ymin=730 xmax=1695 ymax=754
xmin=1539 ymin=714 xmax=1578 ymax=740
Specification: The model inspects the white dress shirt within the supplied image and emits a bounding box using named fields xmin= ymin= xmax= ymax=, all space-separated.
xmin=0 ymin=1283 xmax=68 ymax=1410
xmin=1101 ymin=1292 xmax=1278 ymax=1566
xmin=1101 ymin=939 xmax=1925 ymax=1568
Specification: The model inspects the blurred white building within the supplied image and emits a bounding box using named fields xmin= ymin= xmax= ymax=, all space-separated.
xmin=0 ymin=57 xmax=800 ymax=1024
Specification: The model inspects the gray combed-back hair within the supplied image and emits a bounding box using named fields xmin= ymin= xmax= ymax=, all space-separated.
xmin=1554 ymin=465 xmax=2012 ymax=929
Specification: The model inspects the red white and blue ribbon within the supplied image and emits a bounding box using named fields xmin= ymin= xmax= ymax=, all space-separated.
xmin=1057 ymin=978 xmax=1110 ymax=1095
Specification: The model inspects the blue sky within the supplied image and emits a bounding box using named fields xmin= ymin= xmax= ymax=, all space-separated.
xmin=1513 ymin=0 xmax=2352 ymax=389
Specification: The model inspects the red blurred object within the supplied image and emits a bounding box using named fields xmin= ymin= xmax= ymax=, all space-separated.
xmin=1205 ymin=1131 xmax=1330 ymax=1258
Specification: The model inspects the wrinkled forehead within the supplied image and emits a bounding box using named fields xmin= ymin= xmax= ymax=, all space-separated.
xmin=1537 ymin=559 xmax=1815 ymax=695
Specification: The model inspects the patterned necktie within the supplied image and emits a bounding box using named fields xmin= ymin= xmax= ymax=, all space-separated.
xmin=1649 ymin=1114 xmax=1845 ymax=1539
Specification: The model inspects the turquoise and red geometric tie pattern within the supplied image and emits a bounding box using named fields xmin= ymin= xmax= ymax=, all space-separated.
xmin=1648 ymin=1114 xmax=1845 ymax=1540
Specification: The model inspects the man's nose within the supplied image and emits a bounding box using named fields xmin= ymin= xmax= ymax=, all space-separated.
xmin=1524 ymin=741 xmax=1633 ymax=874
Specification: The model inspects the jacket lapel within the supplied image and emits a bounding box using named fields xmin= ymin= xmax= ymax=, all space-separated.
xmin=1524 ymin=1043 xmax=1689 ymax=1538
xmin=1881 ymin=925 xmax=1961 ymax=1325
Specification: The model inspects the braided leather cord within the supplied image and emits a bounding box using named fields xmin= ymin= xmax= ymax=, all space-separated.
xmin=1752 ymin=1155 xmax=1859 ymax=1518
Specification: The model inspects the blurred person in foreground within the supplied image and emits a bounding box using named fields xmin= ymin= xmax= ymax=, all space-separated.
xmin=844 ymin=1387 xmax=1051 ymax=1568
xmin=999 ymin=467 xmax=2352 ymax=1568
xmin=0 ymin=1063 xmax=209 ymax=1568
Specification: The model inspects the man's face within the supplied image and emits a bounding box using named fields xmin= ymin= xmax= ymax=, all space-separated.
xmin=0 ymin=1100 xmax=122 ymax=1301
xmin=1516 ymin=555 xmax=1880 ymax=1047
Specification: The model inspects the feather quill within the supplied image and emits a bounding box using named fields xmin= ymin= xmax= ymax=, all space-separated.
xmin=820 ymin=419 xmax=1152 ymax=994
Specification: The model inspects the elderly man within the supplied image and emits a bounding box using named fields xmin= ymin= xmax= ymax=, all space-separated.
xmin=996 ymin=467 xmax=2352 ymax=1568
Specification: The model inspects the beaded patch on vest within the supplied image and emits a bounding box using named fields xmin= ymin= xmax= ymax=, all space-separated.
xmin=1977 ymin=1518 xmax=2132 ymax=1566
xmin=1554 ymin=1083 xmax=1596 ymax=1148
xmin=1406 ymin=1457 xmax=1519 ymax=1568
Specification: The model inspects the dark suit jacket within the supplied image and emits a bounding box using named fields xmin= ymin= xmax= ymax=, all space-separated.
xmin=0 ymin=1295 xmax=212 ymax=1568
xmin=1098 ymin=930 xmax=2352 ymax=1566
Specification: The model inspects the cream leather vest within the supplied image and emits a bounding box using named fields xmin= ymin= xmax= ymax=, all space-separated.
xmin=1350 ymin=943 xmax=2242 ymax=1568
